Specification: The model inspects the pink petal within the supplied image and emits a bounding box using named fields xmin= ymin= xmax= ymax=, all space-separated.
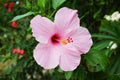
xmin=33 ymin=43 xmax=61 ymax=69
xmin=67 ymin=27 xmax=93 ymax=54
xmin=59 ymin=47 xmax=81 ymax=71
xmin=30 ymin=15 xmax=55 ymax=43
xmin=54 ymin=7 xmax=80 ymax=35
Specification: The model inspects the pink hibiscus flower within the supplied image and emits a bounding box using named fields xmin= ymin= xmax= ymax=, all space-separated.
xmin=30 ymin=7 xmax=93 ymax=71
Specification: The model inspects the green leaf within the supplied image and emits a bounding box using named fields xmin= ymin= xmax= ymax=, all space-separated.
xmin=72 ymin=66 xmax=87 ymax=80
xmin=100 ymin=20 xmax=120 ymax=38
xmin=100 ymin=27 xmax=117 ymax=37
xmin=108 ymin=75 xmax=120 ymax=80
xmin=52 ymin=0 xmax=66 ymax=9
xmin=57 ymin=68 xmax=63 ymax=72
xmin=11 ymin=12 xmax=35 ymax=22
xmin=93 ymin=40 xmax=110 ymax=50
xmin=26 ymin=0 xmax=31 ymax=9
xmin=65 ymin=71 xmax=73 ymax=80
xmin=93 ymin=8 xmax=102 ymax=20
xmin=38 ymin=0 xmax=46 ymax=8
xmin=84 ymin=49 xmax=109 ymax=72
xmin=108 ymin=53 xmax=120 ymax=75
xmin=92 ymin=34 xmax=116 ymax=40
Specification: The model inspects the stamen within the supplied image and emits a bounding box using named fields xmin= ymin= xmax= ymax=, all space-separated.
xmin=67 ymin=37 xmax=73 ymax=43
xmin=61 ymin=37 xmax=73 ymax=45
xmin=61 ymin=39 xmax=68 ymax=45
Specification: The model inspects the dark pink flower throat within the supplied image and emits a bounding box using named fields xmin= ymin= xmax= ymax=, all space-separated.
xmin=51 ymin=34 xmax=60 ymax=44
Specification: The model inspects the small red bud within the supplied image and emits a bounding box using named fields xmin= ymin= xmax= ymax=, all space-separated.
xmin=11 ymin=21 xmax=17 ymax=28
xmin=7 ymin=7 xmax=13 ymax=12
xmin=16 ymin=49 xmax=21 ymax=53
xmin=4 ymin=3 xmax=8 ymax=7
xmin=8 ymin=2 xmax=15 ymax=8
xmin=12 ymin=48 xmax=17 ymax=54
xmin=12 ymin=48 xmax=25 ymax=56
xmin=19 ymin=50 xmax=25 ymax=55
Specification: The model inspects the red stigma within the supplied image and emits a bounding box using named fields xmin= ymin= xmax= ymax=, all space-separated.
xmin=67 ymin=37 xmax=73 ymax=43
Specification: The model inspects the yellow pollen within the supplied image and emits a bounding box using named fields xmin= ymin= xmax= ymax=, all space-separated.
xmin=61 ymin=39 xmax=68 ymax=45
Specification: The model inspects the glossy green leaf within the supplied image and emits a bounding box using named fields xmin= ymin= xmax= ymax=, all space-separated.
xmin=100 ymin=20 xmax=120 ymax=42
xmin=100 ymin=27 xmax=117 ymax=37
xmin=84 ymin=49 xmax=109 ymax=72
xmin=57 ymin=68 xmax=63 ymax=72
xmin=52 ymin=0 xmax=66 ymax=9
xmin=65 ymin=71 xmax=73 ymax=80
xmin=108 ymin=75 xmax=120 ymax=80
xmin=26 ymin=0 xmax=31 ymax=9
xmin=93 ymin=40 xmax=110 ymax=50
xmin=72 ymin=66 xmax=87 ymax=80
xmin=11 ymin=12 xmax=35 ymax=22
xmin=38 ymin=0 xmax=46 ymax=8
xmin=93 ymin=8 xmax=102 ymax=20
xmin=108 ymin=53 xmax=120 ymax=75
xmin=92 ymin=34 xmax=116 ymax=40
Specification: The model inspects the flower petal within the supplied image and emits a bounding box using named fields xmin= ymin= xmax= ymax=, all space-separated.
xmin=30 ymin=15 xmax=55 ymax=43
xmin=54 ymin=7 xmax=80 ymax=35
xmin=33 ymin=43 xmax=61 ymax=69
xmin=67 ymin=27 xmax=93 ymax=54
xmin=59 ymin=47 xmax=81 ymax=71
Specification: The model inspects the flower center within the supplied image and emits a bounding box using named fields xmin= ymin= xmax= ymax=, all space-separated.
xmin=61 ymin=37 xmax=73 ymax=45
xmin=51 ymin=34 xmax=73 ymax=45
xmin=51 ymin=34 xmax=60 ymax=44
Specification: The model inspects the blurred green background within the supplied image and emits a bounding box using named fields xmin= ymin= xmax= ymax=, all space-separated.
xmin=0 ymin=0 xmax=120 ymax=80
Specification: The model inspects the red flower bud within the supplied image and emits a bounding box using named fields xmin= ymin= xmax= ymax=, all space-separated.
xmin=11 ymin=21 xmax=17 ymax=28
xmin=19 ymin=50 xmax=25 ymax=55
xmin=4 ymin=3 xmax=8 ymax=7
xmin=12 ymin=48 xmax=17 ymax=54
xmin=7 ymin=7 xmax=13 ymax=12
xmin=17 ymin=49 xmax=21 ymax=53
xmin=12 ymin=48 xmax=25 ymax=55
xmin=8 ymin=2 xmax=15 ymax=8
